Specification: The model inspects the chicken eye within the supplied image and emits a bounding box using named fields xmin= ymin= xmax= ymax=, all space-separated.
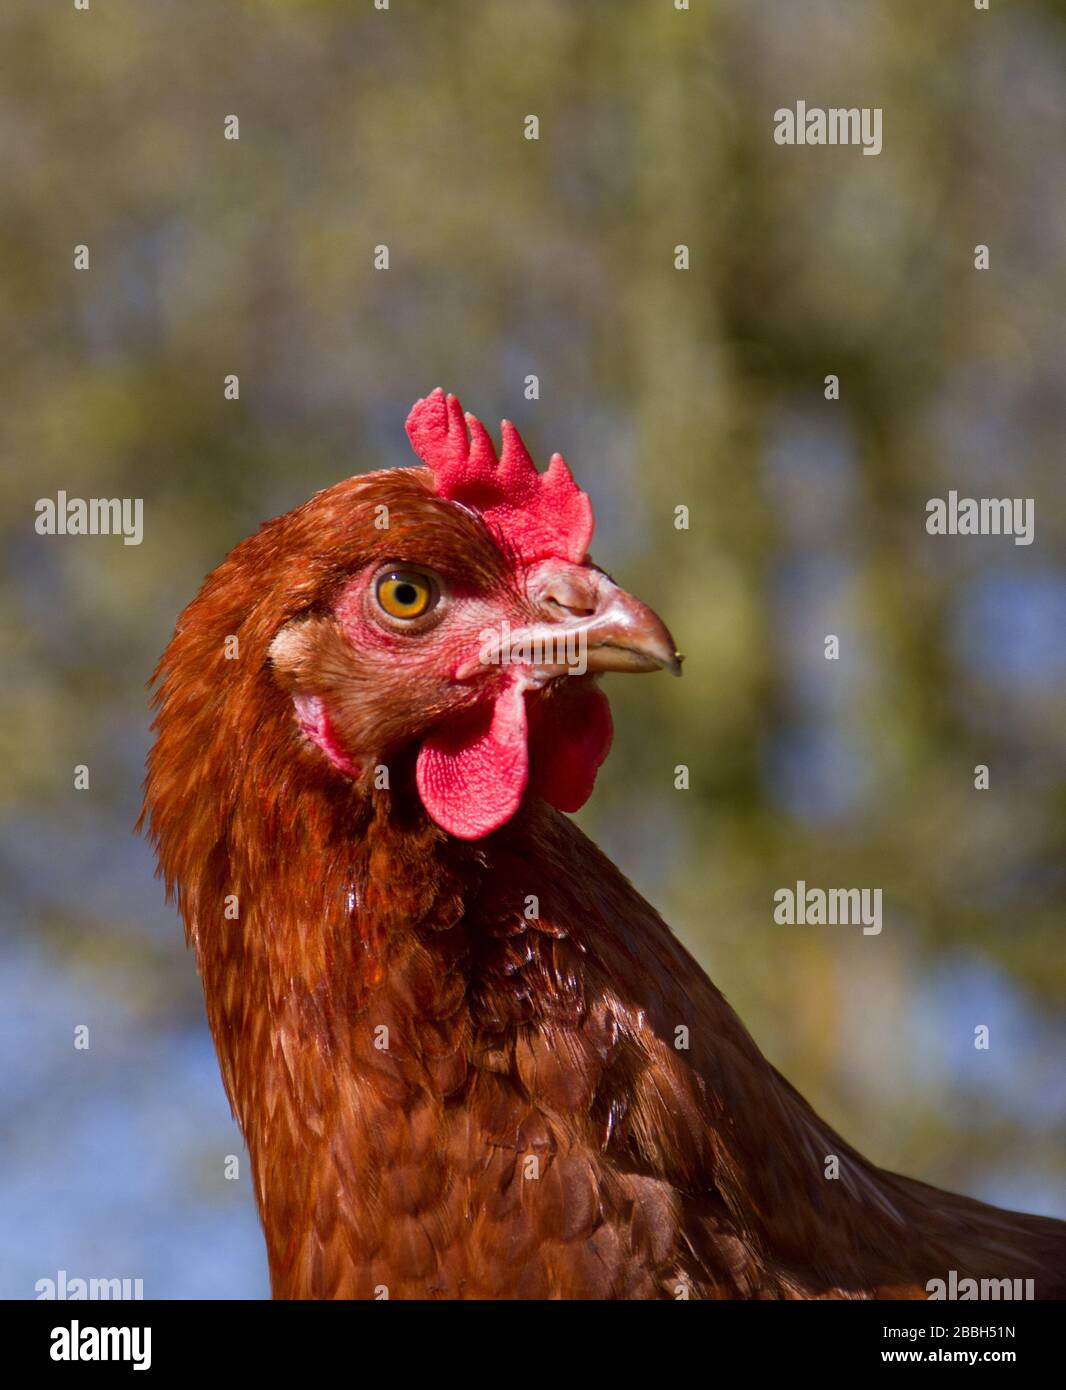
xmin=375 ymin=569 xmax=438 ymax=621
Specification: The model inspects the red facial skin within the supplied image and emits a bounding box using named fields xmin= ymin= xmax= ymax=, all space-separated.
xmin=288 ymin=554 xmax=617 ymax=839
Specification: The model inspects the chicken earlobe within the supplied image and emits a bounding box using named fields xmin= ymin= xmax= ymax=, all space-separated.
xmin=269 ymin=616 xmax=364 ymax=778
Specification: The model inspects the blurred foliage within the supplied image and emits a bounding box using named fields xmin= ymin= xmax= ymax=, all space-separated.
xmin=1 ymin=0 xmax=1064 ymax=1293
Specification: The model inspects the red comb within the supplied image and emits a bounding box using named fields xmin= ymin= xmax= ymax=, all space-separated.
xmin=405 ymin=389 xmax=594 ymax=566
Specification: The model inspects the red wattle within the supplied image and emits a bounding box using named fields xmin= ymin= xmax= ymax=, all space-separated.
xmin=527 ymin=681 xmax=613 ymax=813
xmin=415 ymin=676 xmax=613 ymax=839
xmin=416 ymin=678 xmax=530 ymax=839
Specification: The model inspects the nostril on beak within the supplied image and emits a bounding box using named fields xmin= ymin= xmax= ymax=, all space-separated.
xmin=539 ymin=578 xmax=597 ymax=619
xmin=545 ymin=595 xmax=595 ymax=619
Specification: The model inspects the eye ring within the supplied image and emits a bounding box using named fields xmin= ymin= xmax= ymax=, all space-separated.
xmin=373 ymin=567 xmax=441 ymax=623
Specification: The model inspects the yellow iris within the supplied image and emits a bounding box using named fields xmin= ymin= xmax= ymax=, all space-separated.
xmin=375 ymin=569 xmax=436 ymax=620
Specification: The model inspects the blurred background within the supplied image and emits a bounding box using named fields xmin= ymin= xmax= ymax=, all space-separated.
xmin=2 ymin=0 xmax=1064 ymax=1299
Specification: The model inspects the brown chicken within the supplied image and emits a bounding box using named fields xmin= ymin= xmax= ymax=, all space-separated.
xmin=140 ymin=390 xmax=1066 ymax=1300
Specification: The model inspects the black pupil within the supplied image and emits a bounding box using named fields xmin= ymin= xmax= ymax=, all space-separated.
xmin=394 ymin=582 xmax=419 ymax=607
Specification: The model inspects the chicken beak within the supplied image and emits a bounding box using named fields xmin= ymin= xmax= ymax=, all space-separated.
xmin=580 ymin=584 xmax=683 ymax=676
xmin=525 ymin=561 xmax=683 ymax=678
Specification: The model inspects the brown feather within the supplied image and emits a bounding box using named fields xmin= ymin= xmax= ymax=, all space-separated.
xmin=140 ymin=468 xmax=1066 ymax=1300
